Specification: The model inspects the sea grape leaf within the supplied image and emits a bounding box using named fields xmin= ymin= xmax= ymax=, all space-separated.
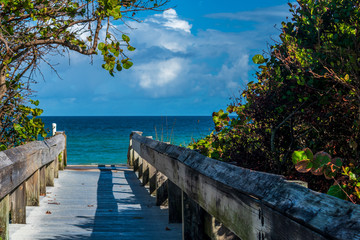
xmin=252 ymin=54 xmax=266 ymax=64
xmin=292 ymin=150 xmax=309 ymax=164
xmin=295 ymin=160 xmax=311 ymax=173
xmin=327 ymin=185 xmax=347 ymax=200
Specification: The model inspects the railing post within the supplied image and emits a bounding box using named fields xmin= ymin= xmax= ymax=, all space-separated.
xmin=54 ymin=155 xmax=59 ymax=178
xmin=168 ymin=180 xmax=182 ymax=223
xmin=0 ymin=195 xmax=9 ymax=240
xmin=128 ymin=131 xmax=143 ymax=167
xmin=25 ymin=170 xmax=40 ymax=206
xmin=182 ymin=191 xmax=208 ymax=240
xmin=142 ymin=159 xmax=150 ymax=186
xmin=39 ymin=166 xmax=46 ymax=196
xmin=149 ymin=164 xmax=157 ymax=195
xmin=10 ymin=183 xmax=26 ymax=224
xmin=156 ymin=172 xmax=168 ymax=206
xmin=58 ymin=151 xmax=65 ymax=170
xmin=45 ymin=161 xmax=55 ymax=186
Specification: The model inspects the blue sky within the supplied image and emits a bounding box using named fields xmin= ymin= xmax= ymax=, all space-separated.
xmin=33 ymin=0 xmax=291 ymax=116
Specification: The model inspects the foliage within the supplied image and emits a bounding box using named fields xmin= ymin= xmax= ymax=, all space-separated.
xmin=293 ymin=148 xmax=360 ymax=203
xmin=0 ymin=0 xmax=169 ymax=149
xmin=189 ymin=0 xmax=360 ymax=203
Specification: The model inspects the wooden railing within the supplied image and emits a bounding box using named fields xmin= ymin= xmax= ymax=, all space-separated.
xmin=128 ymin=131 xmax=360 ymax=240
xmin=0 ymin=132 xmax=67 ymax=240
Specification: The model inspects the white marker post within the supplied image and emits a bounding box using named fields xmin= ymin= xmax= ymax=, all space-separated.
xmin=52 ymin=123 xmax=57 ymax=136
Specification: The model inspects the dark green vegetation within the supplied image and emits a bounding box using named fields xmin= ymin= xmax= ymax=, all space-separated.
xmin=0 ymin=0 xmax=168 ymax=150
xmin=189 ymin=0 xmax=360 ymax=204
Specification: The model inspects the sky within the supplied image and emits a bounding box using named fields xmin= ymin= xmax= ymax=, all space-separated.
xmin=33 ymin=0 xmax=292 ymax=116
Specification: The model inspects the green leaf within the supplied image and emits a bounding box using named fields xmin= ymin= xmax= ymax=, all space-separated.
xmin=116 ymin=64 xmax=122 ymax=71
xmin=122 ymin=34 xmax=130 ymax=42
xmin=327 ymin=185 xmax=347 ymax=200
xmin=127 ymin=46 xmax=136 ymax=51
xmin=98 ymin=42 xmax=105 ymax=50
xmin=123 ymin=61 xmax=133 ymax=69
xmin=292 ymin=150 xmax=308 ymax=164
xmin=252 ymin=54 xmax=266 ymax=64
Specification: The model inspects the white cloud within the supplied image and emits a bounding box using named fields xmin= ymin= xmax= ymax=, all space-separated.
xmin=136 ymin=58 xmax=184 ymax=88
xmin=151 ymin=9 xmax=192 ymax=33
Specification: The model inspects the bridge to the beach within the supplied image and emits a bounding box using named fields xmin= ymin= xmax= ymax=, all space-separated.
xmin=1 ymin=131 xmax=360 ymax=240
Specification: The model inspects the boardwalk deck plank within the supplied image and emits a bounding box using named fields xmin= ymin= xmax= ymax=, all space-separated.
xmin=9 ymin=166 xmax=182 ymax=240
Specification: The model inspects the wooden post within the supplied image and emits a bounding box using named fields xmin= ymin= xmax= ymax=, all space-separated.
xmin=142 ymin=159 xmax=150 ymax=186
xmin=156 ymin=171 xmax=168 ymax=206
xmin=63 ymin=135 xmax=67 ymax=167
xmin=133 ymin=151 xmax=139 ymax=172
xmin=168 ymin=180 xmax=182 ymax=223
xmin=25 ymin=170 xmax=40 ymax=206
xmin=54 ymin=155 xmax=59 ymax=178
xmin=55 ymin=131 xmax=67 ymax=168
xmin=204 ymin=213 xmax=240 ymax=240
xmin=128 ymin=131 xmax=143 ymax=167
xmin=149 ymin=164 xmax=157 ymax=195
xmin=58 ymin=151 xmax=64 ymax=170
xmin=10 ymin=183 xmax=26 ymax=224
xmin=39 ymin=166 xmax=46 ymax=196
xmin=45 ymin=161 xmax=55 ymax=186
xmin=182 ymin=191 xmax=209 ymax=240
xmin=52 ymin=123 xmax=57 ymax=136
xmin=0 ymin=195 xmax=9 ymax=240
xmin=138 ymin=156 xmax=143 ymax=180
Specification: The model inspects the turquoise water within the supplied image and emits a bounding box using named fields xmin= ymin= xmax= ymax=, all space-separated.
xmin=41 ymin=116 xmax=213 ymax=165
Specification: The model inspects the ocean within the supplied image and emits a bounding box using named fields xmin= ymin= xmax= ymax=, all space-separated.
xmin=41 ymin=116 xmax=214 ymax=165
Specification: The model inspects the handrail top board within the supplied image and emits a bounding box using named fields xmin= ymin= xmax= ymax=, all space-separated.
xmin=131 ymin=132 xmax=360 ymax=240
xmin=0 ymin=134 xmax=66 ymax=200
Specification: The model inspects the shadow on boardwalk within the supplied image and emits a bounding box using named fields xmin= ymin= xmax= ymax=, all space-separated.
xmin=26 ymin=165 xmax=181 ymax=240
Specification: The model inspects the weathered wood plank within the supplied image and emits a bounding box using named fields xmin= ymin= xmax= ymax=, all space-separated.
xmin=25 ymin=170 xmax=40 ymax=206
xmin=0 ymin=134 xmax=65 ymax=200
xmin=168 ymin=180 xmax=182 ymax=223
xmin=182 ymin=191 xmax=209 ymax=240
xmin=156 ymin=171 xmax=168 ymax=206
xmin=9 ymin=167 xmax=182 ymax=240
xmin=149 ymin=164 xmax=157 ymax=195
xmin=131 ymin=133 xmax=360 ymax=240
xmin=142 ymin=159 xmax=150 ymax=186
xmin=45 ymin=161 xmax=55 ymax=187
xmin=0 ymin=195 xmax=9 ymax=240
xmin=39 ymin=166 xmax=46 ymax=196
xmin=10 ymin=183 xmax=26 ymax=224
xmin=54 ymin=155 xmax=59 ymax=178
xmin=204 ymin=213 xmax=240 ymax=240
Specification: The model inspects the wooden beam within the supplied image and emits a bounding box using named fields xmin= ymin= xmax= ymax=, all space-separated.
xmin=0 ymin=134 xmax=65 ymax=200
xmin=182 ymin=191 xmax=209 ymax=240
xmin=132 ymin=133 xmax=360 ymax=240
xmin=45 ymin=161 xmax=55 ymax=187
xmin=0 ymin=195 xmax=9 ymax=240
xmin=10 ymin=183 xmax=26 ymax=224
xmin=156 ymin=171 xmax=168 ymax=206
xmin=168 ymin=180 xmax=182 ymax=223
xmin=25 ymin=170 xmax=40 ymax=206
xmin=39 ymin=166 xmax=46 ymax=196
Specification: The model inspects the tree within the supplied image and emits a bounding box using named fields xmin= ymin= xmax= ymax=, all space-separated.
xmin=190 ymin=0 xmax=360 ymax=203
xmin=0 ymin=0 xmax=169 ymax=149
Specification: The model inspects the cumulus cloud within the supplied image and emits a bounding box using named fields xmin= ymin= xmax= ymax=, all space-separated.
xmin=33 ymin=4 xmax=288 ymax=115
xmin=150 ymin=9 xmax=192 ymax=33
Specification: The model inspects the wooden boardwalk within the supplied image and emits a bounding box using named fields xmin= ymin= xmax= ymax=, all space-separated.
xmin=9 ymin=165 xmax=182 ymax=240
